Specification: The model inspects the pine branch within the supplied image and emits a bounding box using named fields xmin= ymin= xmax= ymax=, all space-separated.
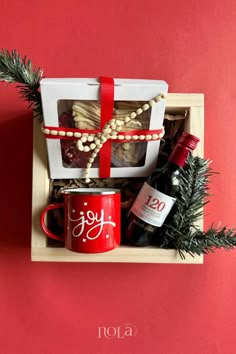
xmin=0 ymin=49 xmax=43 ymax=117
xmin=160 ymin=155 xmax=213 ymax=242
xmin=174 ymin=226 xmax=236 ymax=259
xmin=156 ymin=155 xmax=236 ymax=258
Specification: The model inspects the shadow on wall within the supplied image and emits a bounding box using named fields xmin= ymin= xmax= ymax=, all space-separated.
xmin=0 ymin=112 xmax=34 ymax=248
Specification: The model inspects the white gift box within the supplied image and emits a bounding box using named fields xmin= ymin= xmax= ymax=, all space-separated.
xmin=40 ymin=78 xmax=168 ymax=179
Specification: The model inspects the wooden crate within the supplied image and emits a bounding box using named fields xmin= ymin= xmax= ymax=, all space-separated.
xmin=31 ymin=93 xmax=204 ymax=263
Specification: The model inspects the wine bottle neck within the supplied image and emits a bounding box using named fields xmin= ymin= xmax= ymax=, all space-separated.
xmin=168 ymin=144 xmax=191 ymax=167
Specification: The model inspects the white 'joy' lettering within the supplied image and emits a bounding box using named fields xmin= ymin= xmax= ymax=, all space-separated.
xmin=68 ymin=208 xmax=116 ymax=240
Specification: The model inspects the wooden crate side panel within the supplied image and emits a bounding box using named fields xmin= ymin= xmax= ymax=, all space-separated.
xmin=184 ymin=105 xmax=204 ymax=232
xmin=31 ymin=119 xmax=49 ymax=249
xmin=31 ymin=246 xmax=204 ymax=264
xmin=185 ymin=106 xmax=204 ymax=158
xmin=166 ymin=93 xmax=204 ymax=108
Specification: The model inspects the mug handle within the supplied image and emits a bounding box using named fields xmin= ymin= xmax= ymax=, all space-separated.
xmin=40 ymin=203 xmax=64 ymax=241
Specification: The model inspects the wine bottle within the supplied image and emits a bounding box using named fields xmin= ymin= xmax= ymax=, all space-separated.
xmin=125 ymin=131 xmax=200 ymax=246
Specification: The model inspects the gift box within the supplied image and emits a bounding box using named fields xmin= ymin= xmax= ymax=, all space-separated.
xmin=40 ymin=77 xmax=168 ymax=179
xmin=31 ymin=93 xmax=204 ymax=263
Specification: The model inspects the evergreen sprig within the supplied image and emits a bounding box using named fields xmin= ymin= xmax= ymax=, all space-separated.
xmin=159 ymin=155 xmax=236 ymax=258
xmin=174 ymin=226 xmax=236 ymax=260
xmin=0 ymin=49 xmax=43 ymax=116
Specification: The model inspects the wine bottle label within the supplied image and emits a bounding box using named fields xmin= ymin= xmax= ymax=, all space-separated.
xmin=130 ymin=182 xmax=176 ymax=227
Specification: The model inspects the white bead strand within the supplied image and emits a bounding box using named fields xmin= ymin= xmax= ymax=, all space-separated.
xmin=71 ymin=92 xmax=166 ymax=182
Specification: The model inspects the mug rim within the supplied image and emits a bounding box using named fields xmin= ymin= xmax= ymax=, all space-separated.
xmin=61 ymin=187 xmax=120 ymax=195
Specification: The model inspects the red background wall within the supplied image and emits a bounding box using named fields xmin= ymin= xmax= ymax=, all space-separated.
xmin=1 ymin=1 xmax=236 ymax=353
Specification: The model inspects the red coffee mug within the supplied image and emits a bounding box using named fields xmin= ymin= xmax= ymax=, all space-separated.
xmin=40 ymin=188 xmax=121 ymax=253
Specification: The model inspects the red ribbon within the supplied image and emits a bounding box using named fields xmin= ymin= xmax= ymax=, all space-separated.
xmin=99 ymin=76 xmax=114 ymax=178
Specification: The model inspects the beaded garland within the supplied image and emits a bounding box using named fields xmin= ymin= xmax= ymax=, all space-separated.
xmin=42 ymin=93 xmax=166 ymax=182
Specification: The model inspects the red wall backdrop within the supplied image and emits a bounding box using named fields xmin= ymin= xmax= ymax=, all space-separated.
xmin=1 ymin=1 xmax=236 ymax=353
